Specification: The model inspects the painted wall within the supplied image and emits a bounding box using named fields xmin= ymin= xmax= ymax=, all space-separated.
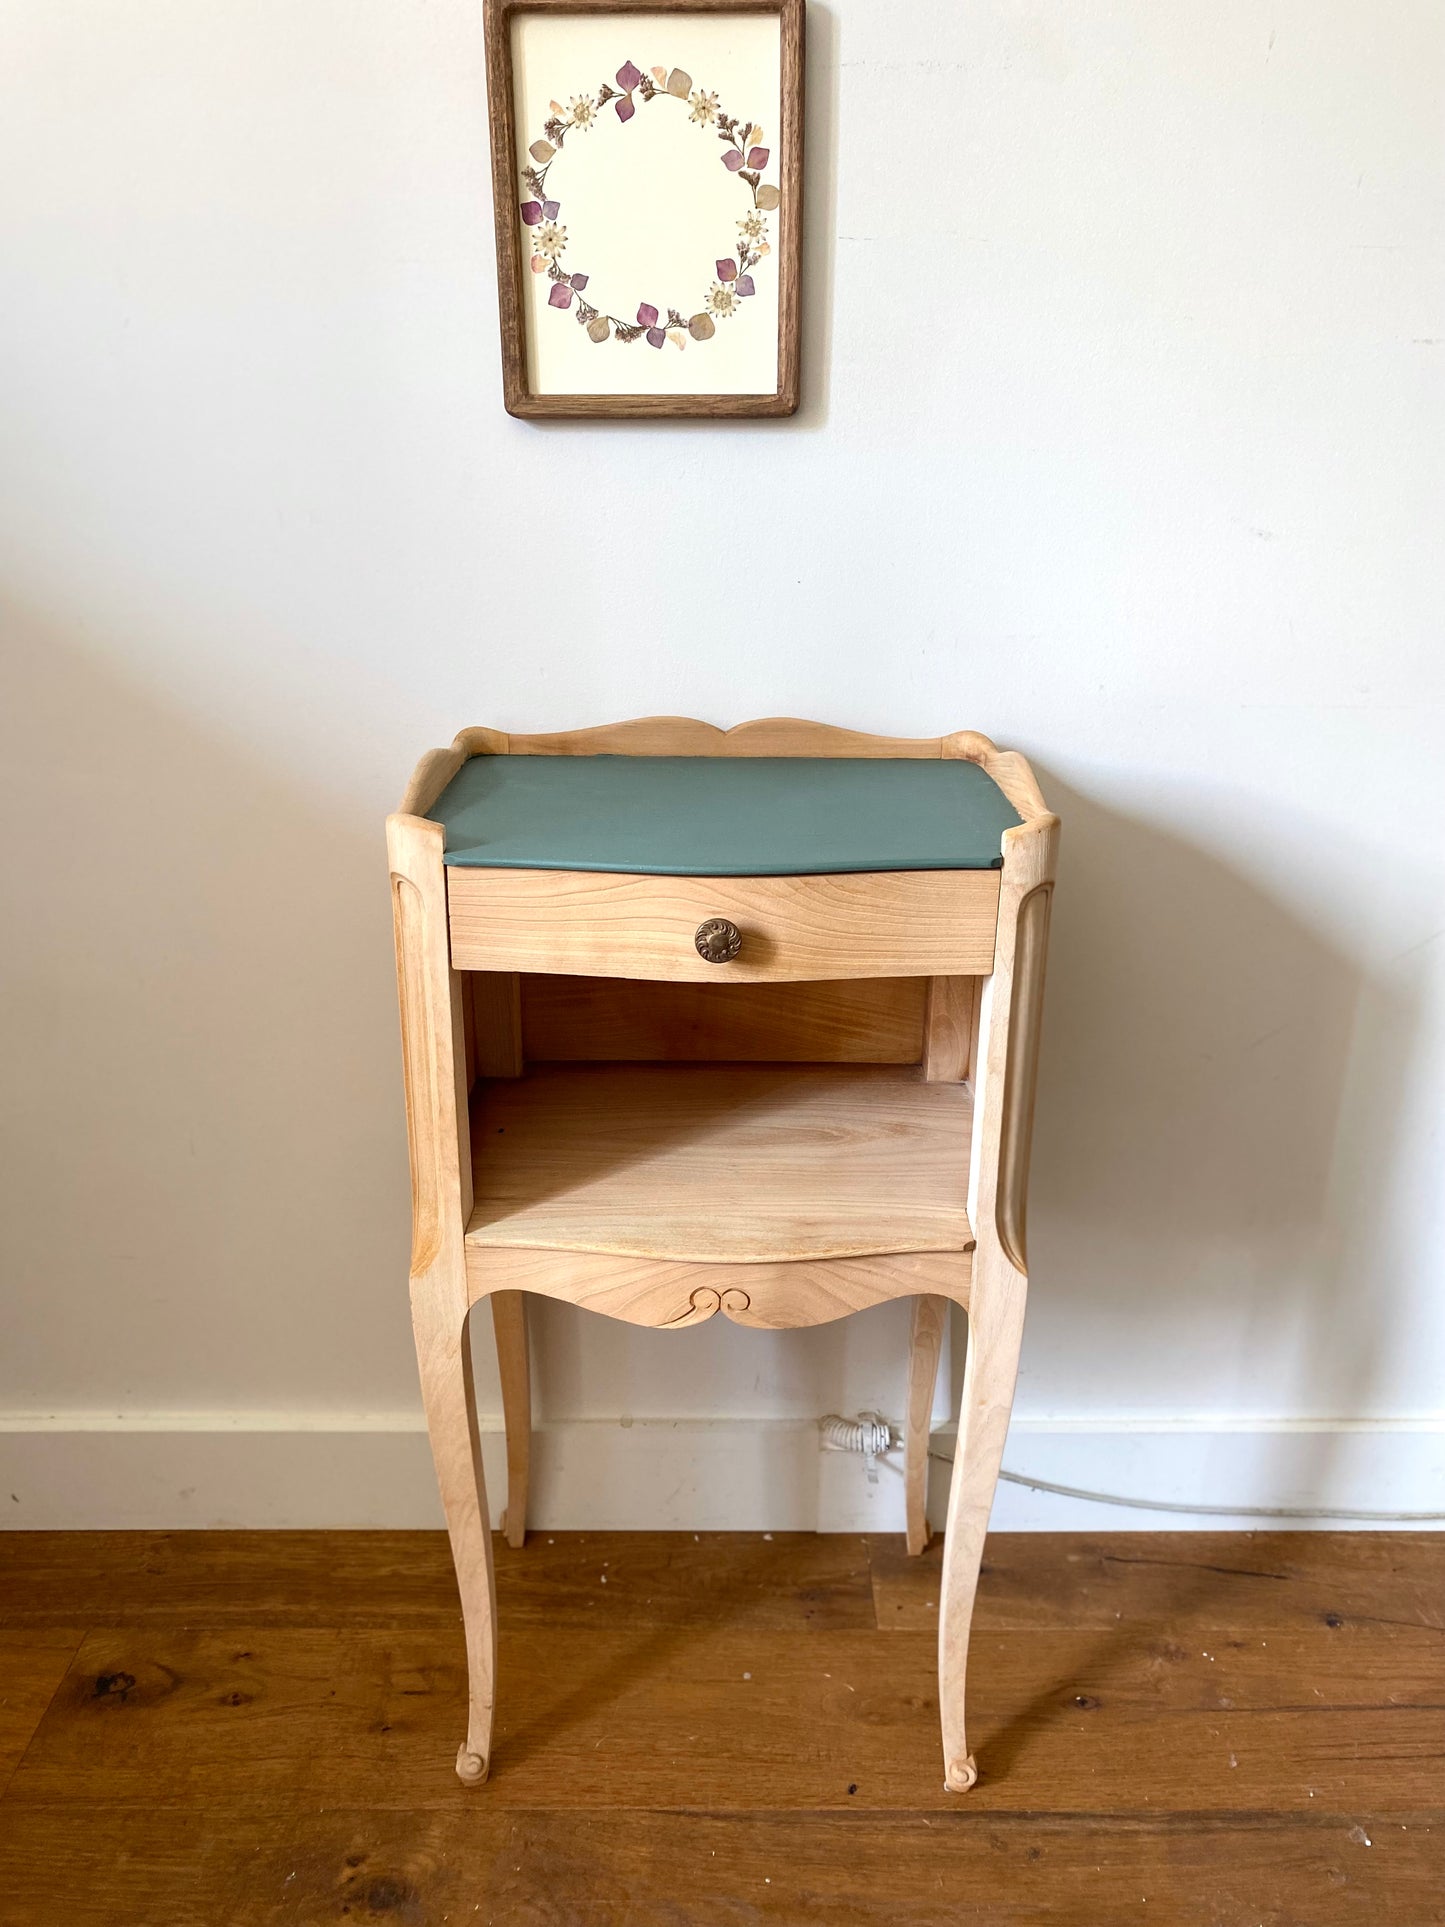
xmin=2 ymin=0 xmax=1442 ymax=1528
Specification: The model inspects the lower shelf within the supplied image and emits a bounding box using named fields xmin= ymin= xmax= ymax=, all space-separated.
xmin=464 ymin=1062 xmax=975 ymax=1265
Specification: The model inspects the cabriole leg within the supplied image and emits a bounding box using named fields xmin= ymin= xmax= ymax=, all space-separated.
xmin=904 ymin=1294 xmax=948 ymax=1554
xmin=937 ymin=1265 xmax=1027 ymax=1792
xmin=491 ymin=1289 xmax=531 ymax=1549
xmin=413 ymin=1285 xmax=497 ymax=1786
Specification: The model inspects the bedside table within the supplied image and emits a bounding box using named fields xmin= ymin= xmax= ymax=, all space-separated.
xmin=387 ymin=717 xmax=1058 ymax=1793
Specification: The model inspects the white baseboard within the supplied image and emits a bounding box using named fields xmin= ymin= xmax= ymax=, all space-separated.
xmin=1 ymin=1413 xmax=1440 ymax=1531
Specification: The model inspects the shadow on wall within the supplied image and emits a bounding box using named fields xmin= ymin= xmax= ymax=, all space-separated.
xmin=0 ymin=600 xmax=418 ymax=1416
xmin=1022 ymin=773 xmax=1422 ymax=1506
xmin=797 ymin=2 xmax=838 ymax=427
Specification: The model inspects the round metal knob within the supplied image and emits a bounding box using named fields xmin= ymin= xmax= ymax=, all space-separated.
xmin=694 ymin=917 xmax=742 ymax=964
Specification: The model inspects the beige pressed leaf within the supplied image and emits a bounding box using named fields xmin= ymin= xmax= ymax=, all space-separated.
xmin=668 ymin=329 xmax=685 ymax=350
xmin=756 ymin=242 xmax=771 ymax=256
xmin=530 ymin=254 xmax=547 ymax=273
xmin=651 ymin=65 xmax=667 ymax=82
xmin=550 ymin=99 xmax=565 ymax=115
xmin=756 ymin=184 xmax=781 ymax=211
xmin=587 ymin=317 xmax=611 ymax=343
xmin=529 ymin=139 xmax=554 ymax=163
xmin=667 ymin=68 xmax=691 ymax=96
xmin=688 ymin=312 xmax=715 ymax=340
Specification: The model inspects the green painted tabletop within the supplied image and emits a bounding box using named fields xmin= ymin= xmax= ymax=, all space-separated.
xmin=428 ymin=755 xmax=1022 ymax=876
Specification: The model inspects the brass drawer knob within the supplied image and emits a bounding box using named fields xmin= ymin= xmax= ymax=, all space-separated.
xmin=694 ymin=917 xmax=742 ymax=964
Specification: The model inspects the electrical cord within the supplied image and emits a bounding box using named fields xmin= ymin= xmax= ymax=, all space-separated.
xmin=820 ymin=1413 xmax=894 ymax=1455
xmin=927 ymin=1450 xmax=1445 ymax=1523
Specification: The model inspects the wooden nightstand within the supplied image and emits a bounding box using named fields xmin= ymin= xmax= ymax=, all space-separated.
xmin=387 ymin=717 xmax=1058 ymax=1793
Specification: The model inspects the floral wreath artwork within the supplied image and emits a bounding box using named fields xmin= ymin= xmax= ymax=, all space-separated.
xmin=519 ymin=60 xmax=782 ymax=349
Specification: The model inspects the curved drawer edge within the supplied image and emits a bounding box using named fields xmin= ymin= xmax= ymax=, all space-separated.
xmin=447 ymin=867 xmax=1001 ymax=982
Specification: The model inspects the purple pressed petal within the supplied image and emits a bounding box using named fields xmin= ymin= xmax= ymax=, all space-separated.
xmin=637 ymin=302 xmax=658 ymax=326
xmin=520 ymin=201 xmax=542 ymax=224
xmin=543 ymin=200 xmax=560 ymax=219
xmin=722 ymin=148 xmax=744 ymax=171
xmin=736 ymin=275 xmax=756 ymax=296
xmin=646 ymin=327 xmax=665 ymax=348
xmin=747 ymin=147 xmax=770 ymax=168
xmin=569 ymin=272 xmax=589 ymax=291
xmin=616 ymin=60 xmax=643 ymax=91
xmin=548 ymin=282 xmax=573 ymax=308
xmin=615 ymin=93 xmax=635 ymax=123
xmin=715 ymin=258 xmax=737 ymax=281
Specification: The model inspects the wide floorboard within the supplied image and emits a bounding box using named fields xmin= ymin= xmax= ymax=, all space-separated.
xmin=0 ymin=1530 xmax=1440 ymax=1924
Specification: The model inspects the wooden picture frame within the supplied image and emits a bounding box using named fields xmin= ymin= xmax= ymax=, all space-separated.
xmin=483 ymin=0 xmax=804 ymax=418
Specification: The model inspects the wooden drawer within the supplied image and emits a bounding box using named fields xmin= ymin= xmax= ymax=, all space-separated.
xmin=445 ymin=866 xmax=1000 ymax=982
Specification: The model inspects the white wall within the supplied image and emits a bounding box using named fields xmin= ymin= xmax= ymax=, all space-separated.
xmin=2 ymin=0 xmax=1442 ymax=1529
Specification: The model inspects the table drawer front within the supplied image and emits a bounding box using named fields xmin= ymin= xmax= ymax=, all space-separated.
xmin=446 ymin=867 xmax=1000 ymax=982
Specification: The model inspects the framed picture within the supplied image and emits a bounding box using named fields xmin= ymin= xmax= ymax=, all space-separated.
xmin=483 ymin=0 xmax=804 ymax=418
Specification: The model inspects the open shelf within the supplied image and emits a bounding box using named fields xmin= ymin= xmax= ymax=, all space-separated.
xmin=465 ymin=1063 xmax=974 ymax=1265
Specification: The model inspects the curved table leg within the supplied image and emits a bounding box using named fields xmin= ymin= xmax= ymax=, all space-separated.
xmin=491 ymin=1290 xmax=532 ymax=1550
xmin=413 ymin=1285 xmax=497 ymax=1786
xmin=904 ymin=1294 xmax=948 ymax=1554
xmin=937 ymin=1264 xmax=1026 ymax=1793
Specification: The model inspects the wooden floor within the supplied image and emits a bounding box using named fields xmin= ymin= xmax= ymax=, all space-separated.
xmin=0 ymin=1531 xmax=1441 ymax=1924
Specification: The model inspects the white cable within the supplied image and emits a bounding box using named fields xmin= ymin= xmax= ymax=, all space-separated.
xmin=928 ymin=1450 xmax=1445 ymax=1522
xmin=820 ymin=1413 xmax=895 ymax=1455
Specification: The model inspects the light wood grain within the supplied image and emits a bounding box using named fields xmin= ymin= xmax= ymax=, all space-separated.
xmin=938 ymin=808 xmax=1060 ymax=1791
xmin=467 ymin=1247 xmax=971 ymax=1327
xmin=497 ymin=716 xmax=974 ymax=759
xmin=388 ymin=812 xmax=496 ymax=1786
xmin=922 ymin=975 xmax=978 ymax=1082
xmin=484 ymin=0 xmax=804 ymax=418
xmin=998 ymin=881 xmax=1054 ymax=1271
xmin=451 ymin=725 xmax=511 ymax=759
xmin=448 ymin=866 xmax=1002 ymax=982
xmin=464 ymin=1064 xmax=974 ymax=1262
xmin=397 ymin=745 xmax=466 ymax=817
xmin=944 ymin=734 xmax=1052 ymax=820
xmin=489 ymin=1292 xmax=531 ymax=1549
xmin=471 ymin=972 xmax=524 ymax=1078
xmin=904 ymin=1296 xmax=948 ymax=1555
xmin=390 ymin=720 xmax=1056 ymax=1800
xmin=520 ymin=973 xmax=927 ymax=1063
xmin=388 ymin=817 xmax=473 ymax=1269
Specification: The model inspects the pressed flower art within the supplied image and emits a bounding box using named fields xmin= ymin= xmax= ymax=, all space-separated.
xmin=488 ymin=0 xmax=800 ymax=414
xmin=517 ymin=56 xmax=781 ymax=351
